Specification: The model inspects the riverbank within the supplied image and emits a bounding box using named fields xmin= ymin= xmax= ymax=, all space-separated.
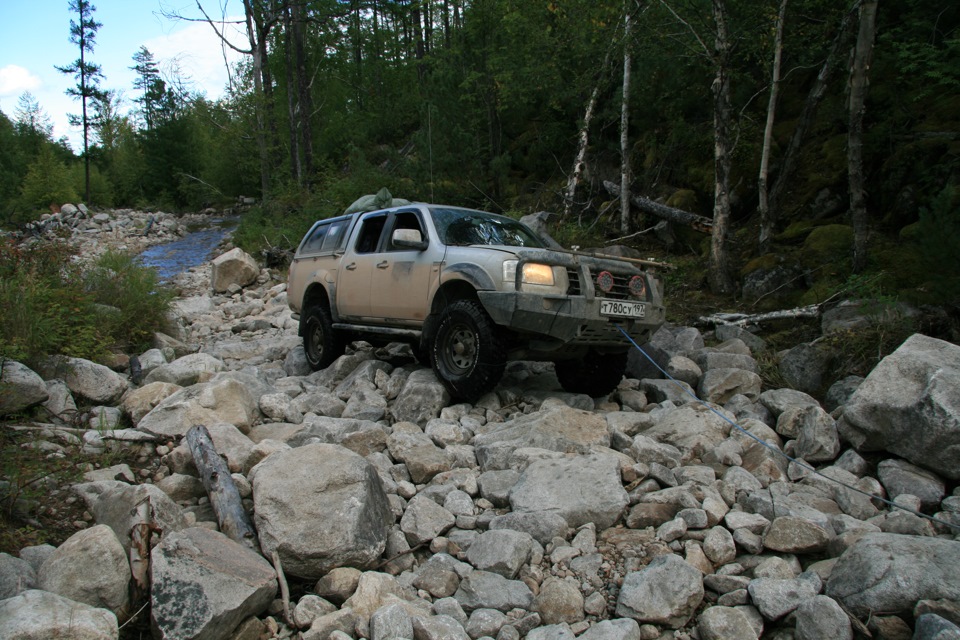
xmin=1 ymin=212 xmax=959 ymax=640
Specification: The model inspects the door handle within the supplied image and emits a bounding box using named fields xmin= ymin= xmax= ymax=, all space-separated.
xmin=376 ymin=261 xmax=389 ymax=269
xmin=345 ymin=263 xmax=357 ymax=270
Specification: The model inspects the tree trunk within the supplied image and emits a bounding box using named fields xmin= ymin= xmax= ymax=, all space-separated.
xmin=565 ymin=47 xmax=612 ymax=220
xmin=603 ymin=180 xmax=713 ymax=232
xmin=758 ymin=0 xmax=787 ymax=254
xmin=243 ymin=0 xmax=271 ymax=199
xmin=283 ymin=3 xmax=301 ymax=185
xmin=620 ymin=1 xmax=633 ymax=236
xmin=186 ymin=425 xmax=259 ymax=551
xmin=849 ymin=0 xmax=878 ymax=273
xmin=294 ymin=0 xmax=314 ymax=183
xmin=769 ymin=2 xmax=859 ymax=216
xmin=709 ymin=0 xmax=735 ymax=295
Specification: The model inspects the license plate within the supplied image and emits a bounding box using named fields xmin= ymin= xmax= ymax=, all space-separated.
xmin=600 ymin=299 xmax=646 ymax=318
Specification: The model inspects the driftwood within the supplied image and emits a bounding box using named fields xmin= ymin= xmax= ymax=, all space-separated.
xmin=185 ymin=425 xmax=259 ymax=551
xmin=603 ymin=180 xmax=713 ymax=234
xmin=129 ymin=496 xmax=159 ymax=605
xmin=698 ymin=304 xmax=822 ymax=328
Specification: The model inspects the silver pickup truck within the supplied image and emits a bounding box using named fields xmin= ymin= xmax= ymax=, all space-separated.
xmin=287 ymin=203 xmax=666 ymax=401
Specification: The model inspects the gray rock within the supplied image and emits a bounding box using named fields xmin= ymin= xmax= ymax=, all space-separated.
xmin=412 ymin=614 xmax=471 ymax=640
xmin=509 ymin=453 xmax=628 ymax=529
xmin=576 ymin=619 xmax=642 ymax=640
xmin=120 ymin=382 xmax=182 ymax=426
xmin=838 ymin=334 xmax=960 ymax=480
xmin=488 ymin=511 xmax=569 ymax=545
xmin=211 ymin=247 xmax=259 ymax=292
xmin=615 ymin=553 xmax=704 ymax=628
xmin=387 ymin=421 xmax=455 ymax=483
xmin=42 ymin=378 xmax=78 ymax=423
xmin=466 ymin=607 xmax=509 ymax=638
xmin=664 ymin=355 xmax=702 ymax=387
xmin=794 ymin=595 xmax=852 ymax=640
xmin=628 ymin=435 xmax=682 ymax=468
xmin=526 ymin=624 xmax=576 ymax=640
xmin=0 ymin=552 xmax=35 ymax=599
xmin=400 ymin=495 xmax=456 ymax=546
xmin=641 ymin=404 xmax=731 ymax=459
xmin=465 ymin=529 xmax=535 ymax=578
xmin=778 ymin=343 xmax=831 ymax=395
xmin=137 ymin=377 xmax=258 ymax=438
xmin=478 ymin=469 xmax=521 ymax=507
xmin=763 ymin=516 xmax=832 ymax=553
xmin=36 ymin=524 xmax=130 ymax=617
xmin=914 ymin=614 xmax=960 ymax=640
xmin=793 ymin=405 xmax=841 ymax=462
xmin=151 ymin=527 xmax=276 ymax=640
xmin=39 ymin=356 xmax=128 ymax=404
xmin=759 ymin=388 xmax=821 ymax=417
xmin=0 ymin=360 xmax=49 ymax=416
xmin=369 ymin=602 xmax=414 ymax=640
xmin=715 ymin=325 xmax=766 ymax=351
xmin=453 ymin=570 xmax=534 ymax=612
xmin=253 ymin=443 xmax=392 ymax=579
xmin=0 ymin=589 xmax=118 ymax=640
xmin=824 ymin=375 xmax=863 ymax=413
xmin=825 ymin=533 xmax=960 ymax=617
xmin=697 ymin=605 xmax=760 ymax=640
xmin=747 ymin=573 xmax=821 ymax=620
xmin=535 ymin=576 xmax=585 ymax=625
xmin=640 ymin=379 xmax=695 ymax=404
xmin=473 ymin=404 xmax=611 ymax=470
xmin=391 ymin=369 xmax=451 ymax=425
xmin=143 ymin=352 xmax=225 ymax=386
xmin=72 ymin=481 xmax=187 ymax=552
xmin=877 ymin=459 xmax=946 ymax=510
xmin=293 ymin=594 xmax=337 ymax=629
xmin=17 ymin=544 xmax=55 ymax=574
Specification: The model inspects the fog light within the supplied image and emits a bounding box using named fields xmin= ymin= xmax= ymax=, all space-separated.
xmin=596 ymin=271 xmax=614 ymax=293
xmin=629 ymin=275 xmax=647 ymax=297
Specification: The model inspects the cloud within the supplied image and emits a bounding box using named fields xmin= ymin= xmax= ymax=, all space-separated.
xmin=0 ymin=65 xmax=42 ymax=97
xmin=142 ymin=18 xmax=247 ymax=99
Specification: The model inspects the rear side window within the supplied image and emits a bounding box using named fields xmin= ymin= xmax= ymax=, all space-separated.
xmin=321 ymin=221 xmax=347 ymax=252
xmin=300 ymin=222 xmax=331 ymax=254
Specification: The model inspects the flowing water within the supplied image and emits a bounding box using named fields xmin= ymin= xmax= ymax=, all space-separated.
xmin=138 ymin=216 xmax=238 ymax=281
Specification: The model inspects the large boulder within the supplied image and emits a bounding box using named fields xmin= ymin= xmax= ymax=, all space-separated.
xmin=615 ymin=553 xmax=704 ymax=629
xmin=136 ymin=377 xmax=258 ymax=438
xmin=150 ymin=527 xmax=277 ymax=640
xmin=825 ymin=533 xmax=960 ymax=617
xmin=36 ymin=524 xmax=130 ymax=617
xmin=72 ymin=481 xmax=187 ymax=552
xmin=509 ymin=453 xmax=628 ymax=529
xmin=838 ymin=334 xmax=960 ymax=480
xmin=0 ymin=590 xmax=118 ymax=640
xmin=252 ymin=443 xmax=393 ymax=579
xmin=211 ymin=247 xmax=259 ymax=293
xmin=0 ymin=360 xmax=48 ymax=416
xmin=38 ymin=356 xmax=128 ymax=404
xmin=143 ymin=352 xmax=225 ymax=386
xmin=473 ymin=403 xmax=611 ymax=471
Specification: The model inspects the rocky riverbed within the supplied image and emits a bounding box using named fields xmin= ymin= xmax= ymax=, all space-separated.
xmin=1 ymin=208 xmax=959 ymax=640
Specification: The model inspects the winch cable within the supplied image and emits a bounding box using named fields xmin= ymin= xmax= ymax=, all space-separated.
xmin=615 ymin=325 xmax=960 ymax=532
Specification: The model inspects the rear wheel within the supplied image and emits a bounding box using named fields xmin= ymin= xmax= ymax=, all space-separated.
xmin=431 ymin=300 xmax=506 ymax=402
xmin=555 ymin=350 xmax=628 ymax=397
xmin=302 ymin=304 xmax=344 ymax=370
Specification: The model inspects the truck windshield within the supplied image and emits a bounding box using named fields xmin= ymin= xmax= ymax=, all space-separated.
xmin=430 ymin=207 xmax=544 ymax=248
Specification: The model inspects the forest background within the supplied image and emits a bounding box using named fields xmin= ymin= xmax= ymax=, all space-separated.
xmin=1 ymin=0 xmax=958 ymax=308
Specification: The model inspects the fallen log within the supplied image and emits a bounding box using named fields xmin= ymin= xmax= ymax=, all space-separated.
xmin=603 ymin=180 xmax=713 ymax=234
xmin=186 ymin=425 xmax=259 ymax=551
xmin=698 ymin=304 xmax=822 ymax=328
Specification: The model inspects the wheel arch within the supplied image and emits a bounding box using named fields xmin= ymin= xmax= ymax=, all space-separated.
xmin=300 ymin=282 xmax=334 ymax=335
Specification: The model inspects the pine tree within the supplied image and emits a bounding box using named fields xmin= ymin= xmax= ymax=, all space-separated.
xmin=55 ymin=0 xmax=104 ymax=203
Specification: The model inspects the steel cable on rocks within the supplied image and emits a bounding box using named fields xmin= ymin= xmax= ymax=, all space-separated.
xmin=615 ymin=325 xmax=960 ymax=532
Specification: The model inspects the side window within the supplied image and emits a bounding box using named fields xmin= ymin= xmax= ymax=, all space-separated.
xmin=386 ymin=211 xmax=426 ymax=251
xmin=354 ymin=214 xmax=388 ymax=254
xmin=300 ymin=222 xmax=330 ymax=254
xmin=321 ymin=221 xmax=347 ymax=252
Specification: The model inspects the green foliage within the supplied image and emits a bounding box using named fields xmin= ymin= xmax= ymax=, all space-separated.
xmin=81 ymin=250 xmax=175 ymax=353
xmin=0 ymin=241 xmax=173 ymax=366
xmin=17 ymin=146 xmax=78 ymax=213
xmin=913 ymin=186 xmax=960 ymax=299
xmin=0 ymin=428 xmax=83 ymax=527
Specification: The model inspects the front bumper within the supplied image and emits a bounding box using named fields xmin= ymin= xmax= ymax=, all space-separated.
xmin=478 ymin=290 xmax=665 ymax=348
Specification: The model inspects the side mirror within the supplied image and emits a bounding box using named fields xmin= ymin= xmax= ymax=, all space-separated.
xmin=392 ymin=228 xmax=428 ymax=251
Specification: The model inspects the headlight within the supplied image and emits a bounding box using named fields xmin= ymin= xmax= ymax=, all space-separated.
xmin=521 ymin=263 xmax=555 ymax=286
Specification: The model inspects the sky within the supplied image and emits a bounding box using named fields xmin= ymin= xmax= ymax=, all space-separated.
xmin=0 ymin=0 xmax=248 ymax=151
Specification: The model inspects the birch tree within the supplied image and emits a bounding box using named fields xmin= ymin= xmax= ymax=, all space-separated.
xmin=848 ymin=0 xmax=878 ymax=272
xmin=757 ymin=0 xmax=787 ymax=254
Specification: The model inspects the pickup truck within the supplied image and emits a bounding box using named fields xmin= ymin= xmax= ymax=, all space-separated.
xmin=287 ymin=203 xmax=666 ymax=401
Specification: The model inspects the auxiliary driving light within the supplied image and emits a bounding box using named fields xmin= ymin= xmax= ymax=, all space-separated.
xmin=596 ymin=270 xmax=614 ymax=293
xmin=628 ymin=275 xmax=647 ymax=297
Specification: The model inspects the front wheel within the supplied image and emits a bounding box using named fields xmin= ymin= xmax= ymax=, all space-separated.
xmin=302 ymin=304 xmax=345 ymax=370
xmin=555 ymin=350 xmax=628 ymax=397
xmin=431 ymin=300 xmax=506 ymax=402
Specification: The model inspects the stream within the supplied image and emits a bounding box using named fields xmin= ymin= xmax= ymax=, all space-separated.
xmin=137 ymin=216 xmax=238 ymax=281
